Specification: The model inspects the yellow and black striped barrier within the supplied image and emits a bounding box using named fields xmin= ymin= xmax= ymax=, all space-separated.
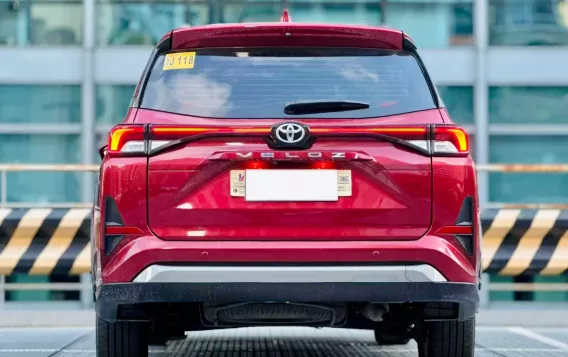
xmin=481 ymin=208 xmax=568 ymax=276
xmin=1 ymin=207 xmax=568 ymax=276
xmin=0 ymin=208 xmax=91 ymax=276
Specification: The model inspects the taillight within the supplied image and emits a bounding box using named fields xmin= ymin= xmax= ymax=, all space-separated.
xmin=433 ymin=126 xmax=469 ymax=155
xmin=107 ymin=125 xmax=145 ymax=155
xmin=105 ymin=124 xmax=468 ymax=157
xmin=149 ymin=126 xmax=272 ymax=152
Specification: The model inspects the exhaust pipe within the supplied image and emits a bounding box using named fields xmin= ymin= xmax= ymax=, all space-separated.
xmin=360 ymin=303 xmax=389 ymax=322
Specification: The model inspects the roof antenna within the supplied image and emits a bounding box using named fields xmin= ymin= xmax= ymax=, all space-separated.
xmin=280 ymin=9 xmax=291 ymax=22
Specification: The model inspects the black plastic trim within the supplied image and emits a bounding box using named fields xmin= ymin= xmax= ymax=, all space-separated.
xmin=104 ymin=235 xmax=125 ymax=256
xmin=103 ymin=197 xmax=125 ymax=256
xmin=404 ymin=41 xmax=441 ymax=108
xmin=402 ymin=34 xmax=417 ymax=51
xmin=457 ymin=196 xmax=474 ymax=225
xmin=454 ymin=197 xmax=475 ymax=256
xmin=104 ymin=197 xmax=124 ymax=225
xmin=134 ymin=35 xmax=172 ymax=108
xmin=96 ymin=282 xmax=479 ymax=323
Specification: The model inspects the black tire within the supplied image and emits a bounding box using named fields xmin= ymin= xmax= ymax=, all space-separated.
xmin=374 ymin=326 xmax=411 ymax=345
xmin=97 ymin=317 xmax=148 ymax=357
xmin=418 ymin=318 xmax=475 ymax=357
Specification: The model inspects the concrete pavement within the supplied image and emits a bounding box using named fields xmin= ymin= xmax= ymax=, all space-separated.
xmin=2 ymin=326 xmax=568 ymax=357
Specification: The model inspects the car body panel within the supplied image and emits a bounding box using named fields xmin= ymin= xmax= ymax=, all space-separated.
xmin=100 ymin=235 xmax=476 ymax=284
xmin=142 ymin=109 xmax=445 ymax=242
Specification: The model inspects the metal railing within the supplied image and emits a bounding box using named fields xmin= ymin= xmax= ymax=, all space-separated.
xmin=0 ymin=164 xmax=99 ymax=208
xmin=1 ymin=163 xmax=568 ymax=308
xmin=5 ymin=163 xmax=568 ymax=208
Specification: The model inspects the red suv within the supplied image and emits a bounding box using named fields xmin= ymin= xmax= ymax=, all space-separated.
xmin=93 ymin=18 xmax=480 ymax=357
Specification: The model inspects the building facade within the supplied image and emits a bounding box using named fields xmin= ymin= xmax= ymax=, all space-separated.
xmin=1 ymin=0 xmax=568 ymax=301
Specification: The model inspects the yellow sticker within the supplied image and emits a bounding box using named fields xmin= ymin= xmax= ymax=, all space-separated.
xmin=337 ymin=170 xmax=352 ymax=197
xmin=163 ymin=52 xmax=196 ymax=71
xmin=230 ymin=170 xmax=246 ymax=197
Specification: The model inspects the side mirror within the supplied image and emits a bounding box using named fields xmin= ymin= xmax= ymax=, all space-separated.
xmin=99 ymin=145 xmax=108 ymax=160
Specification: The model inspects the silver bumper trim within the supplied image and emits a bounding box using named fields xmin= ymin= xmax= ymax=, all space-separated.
xmin=132 ymin=264 xmax=447 ymax=283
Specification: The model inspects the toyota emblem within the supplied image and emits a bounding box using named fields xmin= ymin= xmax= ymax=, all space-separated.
xmin=275 ymin=123 xmax=306 ymax=144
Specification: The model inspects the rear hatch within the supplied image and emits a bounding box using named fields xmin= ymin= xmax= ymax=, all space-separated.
xmin=135 ymin=46 xmax=446 ymax=241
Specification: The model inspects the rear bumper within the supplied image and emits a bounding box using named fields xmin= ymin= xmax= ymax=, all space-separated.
xmin=99 ymin=234 xmax=478 ymax=284
xmin=96 ymin=280 xmax=479 ymax=322
xmin=132 ymin=264 xmax=447 ymax=283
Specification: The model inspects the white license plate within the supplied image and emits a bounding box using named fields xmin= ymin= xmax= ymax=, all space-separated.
xmin=230 ymin=169 xmax=352 ymax=200
xmin=246 ymin=170 xmax=338 ymax=202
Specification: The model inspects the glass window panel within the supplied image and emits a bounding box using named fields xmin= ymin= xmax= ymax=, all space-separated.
xmin=438 ymin=86 xmax=474 ymax=124
xmin=533 ymin=276 xmax=568 ymax=302
xmin=97 ymin=1 xmax=210 ymax=45
xmin=489 ymin=0 xmax=568 ymax=46
xmin=287 ymin=2 xmax=381 ymax=25
xmin=142 ymin=48 xmax=436 ymax=119
xmin=96 ymin=85 xmax=135 ymax=125
xmin=489 ymin=136 xmax=568 ymax=203
xmin=1 ymin=135 xmax=81 ymax=203
xmin=0 ymin=85 xmax=81 ymax=123
xmin=385 ymin=1 xmax=473 ymax=48
xmin=222 ymin=1 xmax=473 ymax=48
xmin=0 ymin=0 xmax=83 ymax=46
xmin=489 ymin=87 xmax=568 ymax=124
xmin=221 ymin=2 xmax=282 ymax=23
xmin=5 ymin=276 xmax=50 ymax=301
xmin=489 ymin=275 xmax=515 ymax=302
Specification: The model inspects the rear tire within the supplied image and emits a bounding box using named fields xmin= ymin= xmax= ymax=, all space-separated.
xmin=417 ymin=318 xmax=475 ymax=357
xmin=97 ymin=317 xmax=148 ymax=357
xmin=374 ymin=325 xmax=411 ymax=345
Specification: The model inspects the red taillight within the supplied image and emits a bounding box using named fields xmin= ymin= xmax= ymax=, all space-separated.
xmin=435 ymin=225 xmax=473 ymax=235
xmin=152 ymin=126 xmax=271 ymax=136
xmin=105 ymin=124 xmax=468 ymax=157
xmin=433 ymin=126 xmax=469 ymax=155
xmin=311 ymin=126 xmax=426 ymax=136
xmin=311 ymin=161 xmax=336 ymax=169
xmin=107 ymin=125 xmax=145 ymax=155
xmin=245 ymin=161 xmax=271 ymax=169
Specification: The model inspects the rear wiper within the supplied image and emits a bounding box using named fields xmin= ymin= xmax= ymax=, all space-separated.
xmin=284 ymin=100 xmax=370 ymax=115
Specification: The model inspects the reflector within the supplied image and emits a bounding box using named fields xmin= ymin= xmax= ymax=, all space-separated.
xmin=435 ymin=225 xmax=473 ymax=235
xmin=105 ymin=226 xmax=144 ymax=235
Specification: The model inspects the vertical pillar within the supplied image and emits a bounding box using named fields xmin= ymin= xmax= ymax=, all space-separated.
xmin=16 ymin=0 xmax=29 ymax=46
xmin=0 ymin=275 xmax=5 ymax=308
xmin=81 ymin=0 xmax=96 ymax=204
xmin=80 ymin=0 xmax=96 ymax=307
xmin=380 ymin=0 xmax=387 ymax=25
xmin=474 ymin=0 xmax=491 ymax=309
xmin=80 ymin=273 xmax=93 ymax=308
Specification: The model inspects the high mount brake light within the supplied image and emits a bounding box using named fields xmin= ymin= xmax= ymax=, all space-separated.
xmin=106 ymin=125 xmax=468 ymax=156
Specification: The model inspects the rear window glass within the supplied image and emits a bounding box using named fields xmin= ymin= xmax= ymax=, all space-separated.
xmin=140 ymin=48 xmax=436 ymax=119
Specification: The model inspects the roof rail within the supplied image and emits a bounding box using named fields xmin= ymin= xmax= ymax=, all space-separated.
xmin=280 ymin=9 xmax=291 ymax=22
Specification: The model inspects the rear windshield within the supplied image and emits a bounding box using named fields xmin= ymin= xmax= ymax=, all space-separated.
xmin=140 ymin=47 xmax=437 ymax=119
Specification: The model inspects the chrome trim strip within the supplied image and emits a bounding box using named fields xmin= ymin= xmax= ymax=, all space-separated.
xmin=132 ymin=264 xmax=447 ymax=283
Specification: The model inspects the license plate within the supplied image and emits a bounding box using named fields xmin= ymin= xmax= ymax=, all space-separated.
xmin=230 ymin=170 xmax=352 ymax=201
